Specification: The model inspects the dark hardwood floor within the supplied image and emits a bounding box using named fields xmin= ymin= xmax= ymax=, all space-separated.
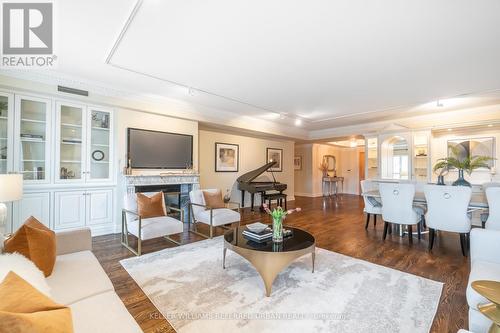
xmin=92 ymin=195 xmax=470 ymax=333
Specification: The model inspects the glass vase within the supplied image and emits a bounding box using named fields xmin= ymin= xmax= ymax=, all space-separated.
xmin=452 ymin=169 xmax=471 ymax=187
xmin=272 ymin=216 xmax=283 ymax=243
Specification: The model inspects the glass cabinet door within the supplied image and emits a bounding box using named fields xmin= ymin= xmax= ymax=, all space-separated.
xmin=413 ymin=132 xmax=430 ymax=182
xmin=56 ymin=102 xmax=86 ymax=182
xmin=87 ymin=108 xmax=112 ymax=181
xmin=15 ymin=95 xmax=51 ymax=182
xmin=0 ymin=94 xmax=13 ymax=174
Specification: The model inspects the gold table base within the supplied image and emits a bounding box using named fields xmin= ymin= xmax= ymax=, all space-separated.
xmin=223 ymin=239 xmax=315 ymax=297
xmin=472 ymin=280 xmax=500 ymax=333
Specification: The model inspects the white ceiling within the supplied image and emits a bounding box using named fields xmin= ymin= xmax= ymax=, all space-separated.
xmin=3 ymin=0 xmax=500 ymax=138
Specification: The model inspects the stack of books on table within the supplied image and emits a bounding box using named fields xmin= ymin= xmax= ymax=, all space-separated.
xmin=243 ymin=227 xmax=273 ymax=243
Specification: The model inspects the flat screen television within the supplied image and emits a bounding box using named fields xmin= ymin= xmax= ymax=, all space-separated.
xmin=127 ymin=128 xmax=193 ymax=169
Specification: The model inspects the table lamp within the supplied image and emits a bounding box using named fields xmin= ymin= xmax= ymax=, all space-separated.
xmin=0 ymin=174 xmax=23 ymax=238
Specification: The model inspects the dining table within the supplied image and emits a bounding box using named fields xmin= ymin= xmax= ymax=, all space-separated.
xmin=362 ymin=189 xmax=489 ymax=235
xmin=362 ymin=190 xmax=489 ymax=209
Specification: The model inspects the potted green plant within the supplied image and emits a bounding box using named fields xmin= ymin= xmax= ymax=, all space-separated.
xmin=433 ymin=146 xmax=495 ymax=187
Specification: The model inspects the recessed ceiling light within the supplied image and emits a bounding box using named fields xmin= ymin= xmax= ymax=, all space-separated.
xmin=488 ymin=124 xmax=493 ymax=127
xmin=295 ymin=118 xmax=302 ymax=126
xmin=447 ymin=128 xmax=452 ymax=131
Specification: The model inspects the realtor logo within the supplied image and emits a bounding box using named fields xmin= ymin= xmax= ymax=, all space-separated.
xmin=2 ymin=1 xmax=56 ymax=67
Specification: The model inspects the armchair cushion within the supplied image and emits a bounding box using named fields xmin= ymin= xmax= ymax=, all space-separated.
xmin=196 ymin=208 xmax=240 ymax=227
xmin=127 ymin=216 xmax=183 ymax=241
xmin=202 ymin=190 xmax=225 ymax=209
xmin=136 ymin=192 xmax=166 ymax=219
xmin=466 ymin=260 xmax=500 ymax=310
xmin=470 ymin=228 xmax=500 ymax=264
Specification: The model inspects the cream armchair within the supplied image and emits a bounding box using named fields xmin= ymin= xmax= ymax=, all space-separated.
xmin=122 ymin=192 xmax=184 ymax=256
xmin=189 ymin=189 xmax=241 ymax=238
xmin=468 ymin=228 xmax=500 ymax=332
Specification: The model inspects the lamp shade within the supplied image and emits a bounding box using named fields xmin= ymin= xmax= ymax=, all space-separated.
xmin=0 ymin=174 xmax=23 ymax=202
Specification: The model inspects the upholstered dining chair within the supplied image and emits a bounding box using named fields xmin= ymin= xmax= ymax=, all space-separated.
xmin=122 ymin=192 xmax=184 ymax=256
xmin=360 ymin=180 xmax=382 ymax=229
xmin=424 ymin=185 xmax=472 ymax=256
xmin=485 ymin=187 xmax=500 ymax=231
xmin=480 ymin=183 xmax=500 ymax=228
xmin=189 ymin=189 xmax=241 ymax=238
xmin=379 ymin=183 xmax=421 ymax=243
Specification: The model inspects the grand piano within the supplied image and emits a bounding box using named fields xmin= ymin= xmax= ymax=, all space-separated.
xmin=237 ymin=161 xmax=287 ymax=211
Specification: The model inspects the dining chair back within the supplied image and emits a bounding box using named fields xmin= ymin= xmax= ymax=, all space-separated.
xmin=424 ymin=185 xmax=472 ymax=256
xmin=424 ymin=185 xmax=472 ymax=233
xmin=379 ymin=183 xmax=418 ymax=225
xmin=485 ymin=187 xmax=500 ymax=231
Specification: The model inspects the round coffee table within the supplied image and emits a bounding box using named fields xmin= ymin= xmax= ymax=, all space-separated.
xmin=223 ymin=226 xmax=315 ymax=297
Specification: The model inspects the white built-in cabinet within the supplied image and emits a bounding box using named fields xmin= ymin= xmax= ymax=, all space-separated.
xmin=0 ymin=90 xmax=115 ymax=236
xmin=54 ymin=189 xmax=113 ymax=231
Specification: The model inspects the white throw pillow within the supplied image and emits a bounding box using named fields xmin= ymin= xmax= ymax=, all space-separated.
xmin=0 ymin=252 xmax=51 ymax=296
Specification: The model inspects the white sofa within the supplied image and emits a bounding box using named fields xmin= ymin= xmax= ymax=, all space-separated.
xmin=467 ymin=228 xmax=500 ymax=333
xmin=4 ymin=228 xmax=142 ymax=333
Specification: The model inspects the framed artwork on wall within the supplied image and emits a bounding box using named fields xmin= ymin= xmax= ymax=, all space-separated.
xmin=294 ymin=156 xmax=302 ymax=170
xmin=266 ymin=148 xmax=283 ymax=172
xmin=215 ymin=142 xmax=239 ymax=172
xmin=447 ymin=137 xmax=495 ymax=168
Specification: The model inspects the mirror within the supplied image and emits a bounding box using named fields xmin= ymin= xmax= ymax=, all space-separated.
xmin=323 ymin=155 xmax=336 ymax=172
xmin=381 ymin=136 xmax=409 ymax=179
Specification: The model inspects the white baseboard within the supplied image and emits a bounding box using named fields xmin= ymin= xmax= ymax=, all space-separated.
xmin=294 ymin=192 xmax=324 ymax=198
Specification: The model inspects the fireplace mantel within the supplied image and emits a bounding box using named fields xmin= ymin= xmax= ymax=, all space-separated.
xmin=124 ymin=173 xmax=200 ymax=187
xmin=123 ymin=173 xmax=200 ymax=223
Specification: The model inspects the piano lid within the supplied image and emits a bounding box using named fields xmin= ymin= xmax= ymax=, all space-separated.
xmin=236 ymin=161 xmax=277 ymax=183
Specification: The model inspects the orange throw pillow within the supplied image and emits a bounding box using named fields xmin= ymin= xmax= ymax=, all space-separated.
xmin=4 ymin=217 xmax=56 ymax=277
xmin=0 ymin=271 xmax=74 ymax=333
xmin=137 ymin=192 xmax=167 ymax=218
xmin=203 ymin=190 xmax=225 ymax=209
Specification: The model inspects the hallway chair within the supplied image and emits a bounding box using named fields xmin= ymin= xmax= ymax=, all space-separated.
xmin=360 ymin=180 xmax=382 ymax=229
xmin=189 ymin=189 xmax=241 ymax=238
xmin=424 ymin=185 xmax=472 ymax=256
xmin=122 ymin=192 xmax=184 ymax=256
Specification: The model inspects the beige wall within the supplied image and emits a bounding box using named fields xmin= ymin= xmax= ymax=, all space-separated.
xmin=199 ymin=130 xmax=295 ymax=207
xmin=294 ymin=144 xmax=313 ymax=195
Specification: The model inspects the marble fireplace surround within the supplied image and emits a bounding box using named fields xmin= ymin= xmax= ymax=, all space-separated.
xmin=124 ymin=174 xmax=200 ymax=223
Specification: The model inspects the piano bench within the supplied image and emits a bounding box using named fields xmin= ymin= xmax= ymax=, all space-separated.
xmin=262 ymin=193 xmax=287 ymax=210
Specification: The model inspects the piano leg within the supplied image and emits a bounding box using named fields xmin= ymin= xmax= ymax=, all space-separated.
xmin=241 ymin=190 xmax=245 ymax=208
xmin=251 ymin=193 xmax=255 ymax=211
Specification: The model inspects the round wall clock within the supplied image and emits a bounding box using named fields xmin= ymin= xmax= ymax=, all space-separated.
xmin=92 ymin=150 xmax=105 ymax=161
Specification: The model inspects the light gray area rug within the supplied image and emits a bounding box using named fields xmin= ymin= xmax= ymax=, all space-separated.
xmin=120 ymin=237 xmax=443 ymax=333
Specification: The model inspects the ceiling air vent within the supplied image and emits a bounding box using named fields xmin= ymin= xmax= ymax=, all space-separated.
xmin=57 ymin=85 xmax=89 ymax=97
